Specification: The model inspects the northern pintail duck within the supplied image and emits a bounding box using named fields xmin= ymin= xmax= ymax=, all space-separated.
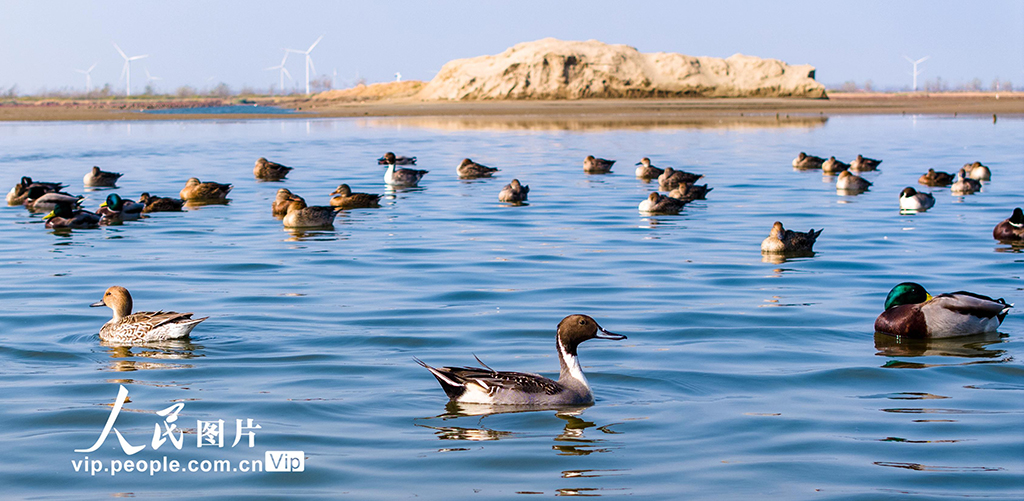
xmin=792 ymin=152 xmax=825 ymax=169
xmin=836 ymin=170 xmax=872 ymax=192
xmin=416 ymin=314 xmax=627 ymax=405
xmin=91 ymin=286 xmax=207 ymax=344
xmin=899 ymin=187 xmax=935 ymax=212
xmin=761 ymin=221 xmax=821 ymax=254
xmin=498 ymin=179 xmax=529 ymax=203
xmin=634 ymin=157 xmax=664 ymax=180
xmin=180 ymin=178 xmax=232 ymax=201
xmin=657 ymin=167 xmax=703 ymax=191
xmin=138 ymin=193 xmax=184 ymax=212
xmin=875 ymin=282 xmax=1011 ymax=339
xmin=964 ymin=161 xmax=991 ymax=181
xmin=850 ymin=154 xmax=882 ymax=172
xmin=329 ymin=184 xmax=381 ymax=209
xmin=993 ymin=208 xmax=1024 ymax=242
xmin=43 ymin=201 xmax=100 ymax=229
xmin=638 ymin=192 xmax=688 ymax=214
xmin=668 ymin=182 xmax=712 ymax=201
xmin=254 ymin=157 xmax=293 ymax=181
xmin=950 ymin=168 xmax=981 ymax=195
xmin=377 ymin=152 xmax=417 ymax=165
xmin=96 ymin=193 xmax=144 ymax=223
xmin=282 ymin=198 xmax=340 ymax=229
xmin=25 ymin=189 xmax=83 ymax=213
xmin=821 ymin=156 xmax=851 ymax=174
xmin=382 ymin=153 xmax=428 ymax=187
xmin=272 ymin=188 xmax=302 ymax=217
xmin=918 ymin=168 xmax=954 ymax=187
xmin=7 ymin=177 xmax=67 ymax=205
xmin=457 ymin=158 xmax=500 ymax=179
xmin=83 ymin=166 xmax=123 ymax=187
xmin=583 ymin=155 xmax=615 ymax=174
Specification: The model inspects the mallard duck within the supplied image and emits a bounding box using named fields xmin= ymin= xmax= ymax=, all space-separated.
xmin=377 ymin=152 xmax=417 ymax=165
xmin=457 ymin=158 xmax=500 ymax=179
xmin=836 ymin=170 xmax=872 ymax=192
xmin=657 ymin=167 xmax=703 ymax=191
xmin=83 ymin=166 xmax=123 ymax=187
xmin=416 ymin=314 xmax=626 ymax=405
xmin=918 ymin=168 xmax=954 ymax=187
xmin=634 ymin=157 xmax=665 ymax=179
xmin=96 ymin=193 xmax=144 ymax=223
xmin=7 ymin=177 xmax=67 ymax=205
xmin=253 ymin=157 xmax=293 ymax=181
xmin=668 ymin=183 xmax=712 ymax=201
xmin=498 ymin=179 xmax=529 ymax=203
xmin=329 ymin=184 xmax=381 ymax=209
xmin=180 ymin=178 xmax=232 ymax=201
xmin=993 ymin=208 xmax=1024 ymax=242
xmin=760 ymin=221 xmax=822 ymax=254
xmin=90 ymin=286 xmax=207 ymax=344
xmin=792 ymin=152 xmax=825 ymax=169
xmin=583 ymin=155 xmax=615 ymax=174
xmin=282 ymin=198 xmax=340 ymax=228
xmin=272 ymin=188 xmax=302 ymax=217
xmin=24 ymin=189 xmax=83 ymax=212
xmin=964 ymin=161 xmax=991 ymax=181
xmin=43 ymin=201 xmax=101 ymax=229
xmin=899 ymin=187 xmax=935 ymax=211
xmin=381 ymin=153 xmax=428 ymax=187
xmin=950 ymin=168 xmax=981 ymax=195
xmin=821 ymin=156 xmax=851 ymax=174
xmin=638 ymin=192 xmax=688 ymax=214
xmin=138 ymin=193 xmax=184 ymax=212
xmin=875 ymin=282 xmax=1011 ymax=338
xmin=850 ymin=154 xmax=882 ymax=172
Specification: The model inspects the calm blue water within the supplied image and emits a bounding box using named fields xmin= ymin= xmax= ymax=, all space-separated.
xmin=0 ymin=114 xmax=1021 ymax=500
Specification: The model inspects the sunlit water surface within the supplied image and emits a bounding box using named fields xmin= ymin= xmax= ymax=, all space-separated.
xmin=0 ymin=115 xmax=1021 ymax=500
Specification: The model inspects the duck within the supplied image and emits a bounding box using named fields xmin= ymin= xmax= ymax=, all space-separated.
xmin=638 ymin=192 xmax=688 ymax=214
xmin=634 ymin=157 xmax=664 ymax=180
xmin=760 ymin=221 xmax=822 ymax=254
xmin=668 ymin=183 xmax=712 ymax=201
xmin=96 ymin=193 xmax=144 ymax=223
xmin=456 ymin=158 xmax=499 ymax=179
xmin=657 ymin=167 xmax=703 ymax=191
xmin=138 ymin=193 xmax=184 ymax=213
xmin=43 ymin=201 xmax=101 ymax=229
xmin=83 ymin=166 xmax=123 ymax=187
xmin=850 ymin=154 xmax=882 ymax=172
xmin=272 ymin=188 xmax=302 ymax=217
xmin=875 ymin=282 xmax=1011 ymax=338
xmin=993 ymin=208 xmax=1024 ymax=242
xmin=918 ymin=168 xmax=954 ymax=187
xmin=964 ymin=161 xmax=991 ymax=181
xmin=329 ymin=184 xmax=381 ymax=209
xmin=381 ymin=153 xmax=429 ymax=187
xmin=24 ymin=188 xmax=83 ymax=213
xmin=416 ymin=314 xmax=626 ymax=405
xmin=282 ymin=198 xmax=340 ymax=229
xmin=377 ymin=152 xmax=417 ymax=165
xmin=253 ymin=157 xmax=293 ymax=181
xmin=583 ymin=155 xmax=615 ymax=174
xmin=836 ymin=170 xmax=872 ymax=192
xmin=90 ymin=286 xmax=207 ymax=344
xmin=899 ymin=187 xmax=935 ymax=211
xmin=950 ymin=168 xmax=981 ymax=195
xmin=498 ymin=179 xmax=529 ymax=203
xmin=821 ymin=156 xmax=851 ymax=174
xmin=7 ymin=177 xmax=67 ymax=205
xmin=792 ymin=152 xmax=825 ymax=169
xmin=179 ymin=178 xmax=232 ymax=201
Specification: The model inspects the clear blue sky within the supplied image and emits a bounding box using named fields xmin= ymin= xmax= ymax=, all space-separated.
xmin=1 ymin=0 xmax=1022 ymax=95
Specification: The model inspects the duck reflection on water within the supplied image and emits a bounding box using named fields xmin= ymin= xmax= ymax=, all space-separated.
xmin=102 ymin=339 xmax=203 ymax=372
xmin=874 ymin=332 xmax=1008 ymax=367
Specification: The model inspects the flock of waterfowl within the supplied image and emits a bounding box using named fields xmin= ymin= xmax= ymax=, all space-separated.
xmin=7 ymin=147 xmax=1020 ymax=405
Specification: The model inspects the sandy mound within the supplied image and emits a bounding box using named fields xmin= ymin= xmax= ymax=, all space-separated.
xmin=417 ymin=38 xmax=826 ymax=100
xmin=313 ymin=81 xmax=423 ymax=101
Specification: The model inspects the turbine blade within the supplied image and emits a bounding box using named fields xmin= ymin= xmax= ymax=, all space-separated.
xmin=902 ymin=55 xmax=914 ymax=63
xmin=88 ymin=62 xmax=97 ymax=72
xmin=129 ymin=55 xmax=149 ymax=61
xmin=120 ymin=61 xmax=128 ymax=81
xmin=282 ymin=68 xmax=292 ymax=80
xmin=113 ymin=42 xmax=128 ymax=59
xmin=280 ymin=52 xmax=289 ymax=65
xmin=917 ymin=56 xmax=930 ymax=64
xmin=307 ymin=35 xmax=324 ymax=53
xmin=264 ymin=65 xmax=280 ymax=71
xmin=285 ymin=49 xmax=303 ymax=54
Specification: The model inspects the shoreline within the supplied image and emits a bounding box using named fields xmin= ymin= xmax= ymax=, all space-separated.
xmin=1 ymin=94 xmax=1022 ymax=123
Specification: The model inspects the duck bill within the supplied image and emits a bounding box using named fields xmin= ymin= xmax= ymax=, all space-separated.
xmin=635 ymin=162 xmax=642 ymax=165
xmin=90 ymin=300 xmax=105 ymax=308
xmin=43 ymin=210 xmax=56 ymax=220
xmin=595 ymin=328 xmax=627 ymax=340
xmin=925 ymin=293 xmax=934 ymax=302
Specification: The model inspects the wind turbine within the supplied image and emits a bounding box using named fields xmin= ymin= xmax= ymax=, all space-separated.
xmin=144 ymin=67 xmax=162 ymax=84
xmin=395 ymin=72 xmax=402 ymax=82
xmin=114 ymin=43 xmax=148 ymax=97
xmin=903 ymin=55 xmax=929 ymax=92
xmin=265 ymin=52 xmax=293 ymax=94
xmin=286 ymin=35 xmax=323 ymax=94
xmin=75 ymin=63 xmax=97 ymax=93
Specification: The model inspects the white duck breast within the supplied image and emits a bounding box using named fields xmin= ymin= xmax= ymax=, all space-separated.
xmin=899 ymin=188 xmax=935 ymax=211
xmin=384 ymin=163 xmax=428 ymax=186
